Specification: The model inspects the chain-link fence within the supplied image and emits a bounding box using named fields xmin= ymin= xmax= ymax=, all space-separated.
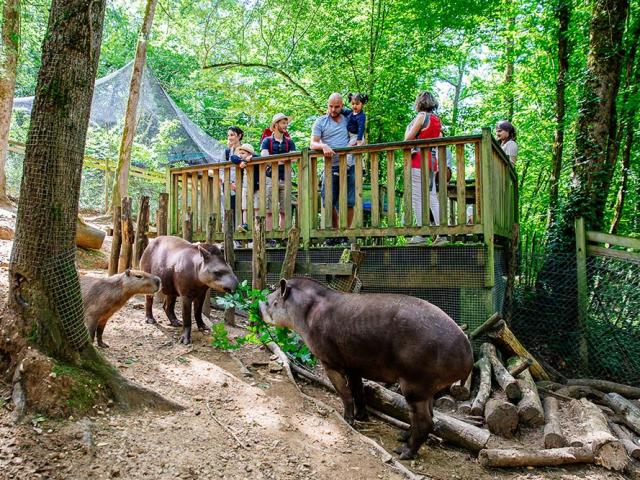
xmin=511 ymin=251 xmax=640 ymax=384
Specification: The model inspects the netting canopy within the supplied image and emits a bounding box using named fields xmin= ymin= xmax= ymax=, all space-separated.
xmin=13 ymin=61 xmax=225 ymax=165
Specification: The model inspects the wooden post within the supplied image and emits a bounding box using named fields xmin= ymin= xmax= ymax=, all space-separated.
xmin=224 ymin=210 xmax=235 ymax=326
xmin=183 ymin=207 xmax=193 ymax=243
xmin=118 ymin=197 xmax=135 ymax=272
xmin=503 ymin=223 xmax=519 ymax=323
xmin=480 ymin=128 xmax=495 ymax=321
xmin=574 ymin=216 xmax=589 ymax=369
xmin=108 ymin=205 xmax=122 ymax=276
xmin=298 ymin=149 xmax=311 ymax=249
xmin=133 ymin=195 xmax=150 ymax=268
xmin=252 ymin=216 xmax=266 ymax=290
xmin=281 ymin=226 xmax=300 ymax=279
xmin=157 ymin=192 xmax=168 ymax=236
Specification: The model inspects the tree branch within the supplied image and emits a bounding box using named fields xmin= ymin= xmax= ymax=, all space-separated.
xmin=202 ymin=61 xmax=323 ymax=112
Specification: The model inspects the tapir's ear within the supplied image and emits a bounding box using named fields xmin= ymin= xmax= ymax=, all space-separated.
xmin=124 ymin=269 xmax=131 ymax=276
xmin=198 ymin=244 xmax=211 ymax=259
xmin=280 ymin=278 xmax=290 ymax=301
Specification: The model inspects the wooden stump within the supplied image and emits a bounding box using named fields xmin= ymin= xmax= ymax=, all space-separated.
xmin=223 ymin=210 xmax=235 ymax=327
xmin=568 ymin=398 xmax=628 ymax=471
xmin=434 ymin=395 xmax=456 ymax=411
xmin=471 ymin=355 xmax=491 ymax=416
xmin=450 ymin=370 xmax=473 ymax=401
xmin=280 ymin=226 xmax=300 ymax=279
xmin=479 ymin=446 xmax=595 ymax=468
xmin=76 ymin=216 xmax=106 ymax=250
xmin=252 ymin=216 xmax=266 ymax=290
xmin=133 ymin=195 xmax=149 ymax=268
xmin=157 ymin=192 xmax=168 ymax=236
xmin=118 ymin=197 xmax=135 ymax=273
xmin=108 ymin=205 xmax=122 ymax=276
xmin=484 ymin=397 xmax=518 ymax=438
xmin=481 ymin=343 xmax=521 ymax=402
xmin=543 ymin=396 xmax=566 ymax=448
xmin=516 ymin=368 xmax=544 ymax=426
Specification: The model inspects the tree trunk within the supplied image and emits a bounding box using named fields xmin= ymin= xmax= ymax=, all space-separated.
xmin=484 ymin=397 xmax=519 ymax=437
xmin=0 ymin=0 xmax=20 ymax=205
xmin=481 ymin=342 xmax=522 ymax=402
xmin=111 ymin=0 xmax=158 ymax=211
xmin=547 ymin=0 xmax=571 ymax=228
xmin=503 ymin=2 xmax=516 ymax=121
xmin=543 ymin=396 xmax=566 ymax=448
xmin=1 ymin=0 xmax=179 ymax=418
xmin=609 ymin=16 xmax=640 ymax=234
xmin=132 ymin=195 xmax=150 ymax=268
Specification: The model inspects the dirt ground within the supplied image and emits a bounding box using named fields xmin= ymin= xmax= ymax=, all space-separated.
xmin=0 ymin=213 xmax=635 ymax=480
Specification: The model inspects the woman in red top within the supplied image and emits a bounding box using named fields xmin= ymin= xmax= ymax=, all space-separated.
xmin=404 ymin=91 xmax=442 ymax=244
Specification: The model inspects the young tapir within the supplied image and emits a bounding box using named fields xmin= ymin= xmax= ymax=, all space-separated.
xmin=140 ymin=236 xmax=238 ymax=345
xmin=81 ymin=269 xmax=161 ymax=348
xmin=259 ymin=277 xmax=473 ymax=459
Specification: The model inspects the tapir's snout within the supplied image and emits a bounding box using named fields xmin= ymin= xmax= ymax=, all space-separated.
xmin=259 ymin=301 xmax=274 ymax=325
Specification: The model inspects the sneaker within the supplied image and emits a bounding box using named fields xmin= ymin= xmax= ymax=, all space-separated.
xmin=233 ymin=240 xmax=242 ymax=249
xmin=432 ymin=235 xmax=448 ymax=246
xmin=409 ymin=235 xmax=427 ymax=244
xmin=324 ymin=237 xmax=341 ymax=246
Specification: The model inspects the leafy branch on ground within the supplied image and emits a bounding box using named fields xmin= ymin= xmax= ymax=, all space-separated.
xmin=212 ymin=280 xmax=316 ymax=367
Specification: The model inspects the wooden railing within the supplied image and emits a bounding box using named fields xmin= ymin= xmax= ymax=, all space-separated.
xmin=168 ymin=128 xmax=518 ymax=246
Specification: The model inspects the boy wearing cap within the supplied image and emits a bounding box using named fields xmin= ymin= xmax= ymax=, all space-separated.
xmin=261 ymin=113 xmax=296 ymax=230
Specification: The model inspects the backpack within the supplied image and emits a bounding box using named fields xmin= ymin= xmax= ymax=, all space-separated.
xmin=266 ymin=135 xmax=291 ymax=177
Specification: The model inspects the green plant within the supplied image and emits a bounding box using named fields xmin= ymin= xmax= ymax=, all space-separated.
xmin=214 ymin=280 xmax=316 ymax=366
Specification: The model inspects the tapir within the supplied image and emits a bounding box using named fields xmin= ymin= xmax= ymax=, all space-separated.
xmin=259 ymin=277 xmax=472 ymax=459
xmin=141 ymin=236 xmax=238 ymax=345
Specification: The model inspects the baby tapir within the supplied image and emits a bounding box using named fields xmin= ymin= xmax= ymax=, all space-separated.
xmin=81 ymin=269 xmax=161 ymax=348
xmin=140 ymin=236 xmax=238 ymax=345
xmin=260 ymin=277 xmax=473 ymax=459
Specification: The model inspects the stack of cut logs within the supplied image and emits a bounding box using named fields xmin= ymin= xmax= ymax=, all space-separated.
xmin=298 ymin=312 xmax=640 ymax=472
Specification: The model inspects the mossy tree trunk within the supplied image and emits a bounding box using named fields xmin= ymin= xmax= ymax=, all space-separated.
xmin=1 ymin=0 xmax=179 ymax=419
xmin=0 ymin=0 xmax=21 ymax=205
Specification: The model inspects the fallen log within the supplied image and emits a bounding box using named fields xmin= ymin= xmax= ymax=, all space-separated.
xmin=76 ymin=216 xmax=106 ymax=250
xmin=488 ymin=321 xmax=550 ymax=381
xmin=469 ymin=313 xmax=502 ymax=340
xmin=543 ymin=396 xmax=566 ymax=448
xmin=568 ymin=398 xmax=628 ymax=471
xmin=478 ymin=446 xmax=595 ymax=468
xmin=609 ymin=421 xmax=640 ymax=460
xmin=507 ymin=356 xmax=533 ymax=378
xmin=362 ymin=380 xmax=491 ymax=452
xmin=450 ymin=370 xmax=473 ymax=401
xmin=567 ymin=378 xmax=640 ymax=399
xmin=556 ymin=385 xmax=605 ymax=401
xmin=516 ymin=369 xmax=544 ymax=427
xmin=481 ymin=343 xmax=521 ymax=402
xmin=484 ymin=397 xmax=518 ymax=438
xmin=470 ymin=356 xmax=491 ymax=417
xmin=434 ymin=395 xmax=456 ymax=411
xmin=457 ymin=401 xmax=471 ymax=416
xmin=602 ymin=392 xmax=640 ymax=436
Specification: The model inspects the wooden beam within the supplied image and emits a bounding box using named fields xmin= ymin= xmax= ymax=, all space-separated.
xmin=574 ymin=217 xmax=589 ymax=370
xmin=586 ymin=230 xmax=640 ymax=250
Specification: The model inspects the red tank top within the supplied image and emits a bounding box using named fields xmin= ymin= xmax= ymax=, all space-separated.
xmin=411 ymin=113 xmax=442 ymax=169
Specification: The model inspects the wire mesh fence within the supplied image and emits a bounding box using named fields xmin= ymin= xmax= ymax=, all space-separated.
xmin=511 ymin=251 xmax=640 ymax=384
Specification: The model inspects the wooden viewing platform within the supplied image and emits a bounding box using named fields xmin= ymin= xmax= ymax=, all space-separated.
xmin=167 ymin=127 xmax=518 ymax=332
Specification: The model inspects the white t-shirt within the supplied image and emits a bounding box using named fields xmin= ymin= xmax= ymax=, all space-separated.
xmin=501 ymin=140 xmax=518 ymax=164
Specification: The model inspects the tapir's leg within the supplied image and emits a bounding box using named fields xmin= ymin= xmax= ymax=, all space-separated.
xmin=145 ymin=295 xmax=156 ymax=324
xmin=347 ymin=373 xmax=368 ymax=421
xmin=178 ymin=296 xmax=193 ymax=345
xmin=397 ymin=396 xmax=433 ymax=460
xmin=194 ymin=290 xmax=210 ymax=333
xmin=324 ymin=364 xmax=354 ymax=425
xmin=164 ymin=295 xmax=181 ymax=327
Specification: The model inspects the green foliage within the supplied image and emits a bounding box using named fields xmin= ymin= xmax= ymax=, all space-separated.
xmin=213 ymin=280 xmax=316 ymax=367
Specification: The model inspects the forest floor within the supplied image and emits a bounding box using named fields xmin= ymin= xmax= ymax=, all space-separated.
xmin=0 ymin=210 xmax=634 ymax=479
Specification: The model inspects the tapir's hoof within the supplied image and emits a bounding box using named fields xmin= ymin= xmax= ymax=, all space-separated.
xmin=97 ymin=342 xmax=110 ymax=349
xmin=169 ymin=319 xmax=182 ymax=328
xmin=197 ymin=325 xmax=211 ymax=334
xmin=343 ymin=415 xmax=355 ymax=426
xmin=145 ymin=317 xmax=157 ymax=325
xmin=178 ymin=333 xmax=192 ymax=345
xmin=397 ymin=446 xmax=417 ymax=460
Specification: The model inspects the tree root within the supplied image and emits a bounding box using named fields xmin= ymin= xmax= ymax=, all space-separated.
xmin=79 ymin=346 xmax=184 ymax=412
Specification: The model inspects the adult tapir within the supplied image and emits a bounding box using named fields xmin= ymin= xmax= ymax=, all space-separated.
xmin=141 ymin=236 xmax=238 ymax=344
xmin=259 ymin=277 xmax=472 ymax=459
